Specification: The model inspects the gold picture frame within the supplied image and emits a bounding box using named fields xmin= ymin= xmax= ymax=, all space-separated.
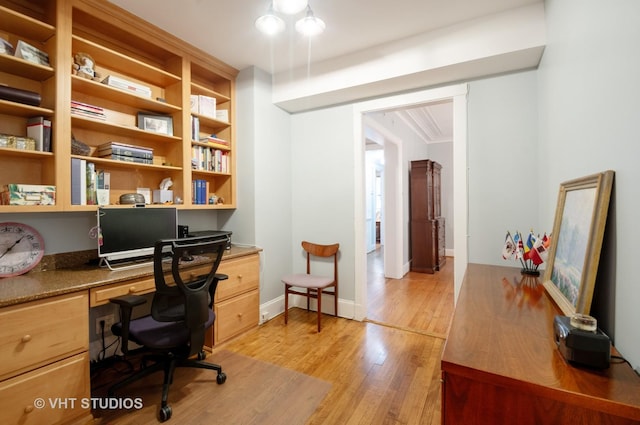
xmin=542 ymin=170 xmax=614 ymax=316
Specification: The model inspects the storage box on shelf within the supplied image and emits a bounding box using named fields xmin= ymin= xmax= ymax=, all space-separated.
xmin=0 ymin=3 xmax=58 ymax=212
xmin=1 ymin=0 xmax=237 ymax=212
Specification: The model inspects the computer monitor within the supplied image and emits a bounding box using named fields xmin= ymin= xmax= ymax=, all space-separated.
xmin=97 ymin=207 xmax=177 ymax=270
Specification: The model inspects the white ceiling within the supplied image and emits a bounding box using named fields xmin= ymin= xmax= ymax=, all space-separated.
xmin=107 ymin=0 xmax=543 ymax=143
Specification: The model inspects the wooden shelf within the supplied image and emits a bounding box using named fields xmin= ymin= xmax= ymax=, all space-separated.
xmin=0 ymin=0 xmax=237 ymax=212
xmin=193 ymin=112 xmax=231 ymax=130
xmin=192 ymin=169 xmax=231 ymax=177
xmin=0 ymin=54 xmax=55 ymax=81
xmin=0 ymin=147 xmax=53 ymax=159
xmin=70 ymin=154 xmax=181 ymax=172
xmin=0 ymin=5 xmax=55 ymax=42
xmin=191 ymin=82 xmax=231 ymax=104
xmin=72 ymin=36 xmax=181 ymax=87
xmin=72 ymin=76 xmax=181 ymax=114
xmin=0 ymin=99 xmax=53 ymax=117
xmin=71 ymin=115 xmax=182 ymax=143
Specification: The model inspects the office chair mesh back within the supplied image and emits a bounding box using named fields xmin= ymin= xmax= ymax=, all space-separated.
xmin=151 ymin=237 xmax=225 ymax=357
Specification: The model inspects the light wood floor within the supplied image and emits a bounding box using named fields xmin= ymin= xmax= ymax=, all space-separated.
xmin=95 ymin=247 xmax=455 ymax=424
xmin=220 ymin=247 xmax=455 ymax=425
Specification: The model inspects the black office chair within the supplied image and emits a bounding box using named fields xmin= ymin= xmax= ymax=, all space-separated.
xmin=108 ymin=235 xmax=229 ymax=422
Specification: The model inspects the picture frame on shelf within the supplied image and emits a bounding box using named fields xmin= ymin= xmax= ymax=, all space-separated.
xmin=542 ymin=170 xmax=614 ymax=316
xmin=137 ymin=113 xmax=173 ymax=136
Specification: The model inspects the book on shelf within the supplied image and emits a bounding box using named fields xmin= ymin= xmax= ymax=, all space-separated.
xmin=192 ymin=179 xmax=209 ymax=205
xmin=101 ymin=75 xmax=151 ymax=98
xmin=191 ymin=115 xmax=200 ymax=141
xmin=14 ymin=40 xmax=49 ymax=66
xmin=96 ymin=170 xmax=110 ymax=206
xmin=26 ymin=117 xmax=44 ymax=151
xmin=86 ymin=162 xmax=97 ymax=205
xmin=43 ymin=119 xmax=51 ymax=152
xmin=203 ymin=135 xmax=229 ymax=146
xmin=26 ymin=116 xmax=51 ymax=151
xmin=97 ymin=142 xmax=153 ymax=159
xmin=198 ymin=95 xmax=216 ymax=118
xmin=191 ymin=146 xmax=229 ymax=173
xmin=71 ymin=100 xmax=106 ymax=120
xmin=71 ymin=158 xmax=87 ymax=205
xmin=99 ymin=153 xmax=153 ymax=164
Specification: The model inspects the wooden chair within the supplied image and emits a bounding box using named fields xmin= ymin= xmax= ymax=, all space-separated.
xmin=282 ymin=241 xmax=339 ymax=332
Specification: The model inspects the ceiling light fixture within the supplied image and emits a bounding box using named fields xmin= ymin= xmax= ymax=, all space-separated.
xmin=295 ymin=5 xmax=325 ymax=36
xmin=273 ymin=0 xmax=308 ymax=15
xmin=256 ymin=0 xmax=325 ymax=37
xmin=255 ymin=2 xmax=285 ymax=35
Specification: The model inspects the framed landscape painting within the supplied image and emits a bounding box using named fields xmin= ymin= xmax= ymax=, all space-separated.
xmin=542 ymin=170 xmax=614 ymax=316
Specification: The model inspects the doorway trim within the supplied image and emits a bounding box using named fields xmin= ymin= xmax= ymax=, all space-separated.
xmin=352 ymin=83 xmax=469 ymax=321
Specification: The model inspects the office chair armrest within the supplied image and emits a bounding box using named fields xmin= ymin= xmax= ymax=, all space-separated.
xmin=215 ymin=273 xmax=228 ymax=281
xmin=110 ymin=294 xmax=147 ymax=308
xmin=109 ymin=294 xmax=147 ymax=355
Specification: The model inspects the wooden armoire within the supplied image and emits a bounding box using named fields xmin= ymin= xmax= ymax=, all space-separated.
xmin=410 ymin=160 xmax=446 ymax=273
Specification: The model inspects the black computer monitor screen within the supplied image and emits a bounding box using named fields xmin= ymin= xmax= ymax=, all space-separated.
xmin=97 ymin=207 xmax=177 ymax=263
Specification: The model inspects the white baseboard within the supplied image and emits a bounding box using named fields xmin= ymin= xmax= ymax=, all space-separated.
xmin=260 ymin=293 xmax=355 ymax=324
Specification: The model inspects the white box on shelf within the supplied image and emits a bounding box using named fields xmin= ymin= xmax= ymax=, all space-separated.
xmin=153 ymin=189 xmax=173 ymax=204
xmin=198 ymin=95 xmax=216 ymax=118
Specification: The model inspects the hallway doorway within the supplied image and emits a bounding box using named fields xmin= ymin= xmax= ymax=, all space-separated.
xmin=366 ymin=246 xmax=454 ymax=337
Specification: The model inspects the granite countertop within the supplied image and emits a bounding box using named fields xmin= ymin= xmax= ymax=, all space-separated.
xmin=0 ymin=245 xmax=261 ymax=308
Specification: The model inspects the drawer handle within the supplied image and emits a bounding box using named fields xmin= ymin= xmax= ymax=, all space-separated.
xmin=237 ymin=274 xmax=243 ymax=279
xmin=21 ymin=334 xmax=32 ymax=343
xmin=129 ymin=287 xmax=136 ymax=293
xmin=24 ymin=405 xmax=34 ymax=414
xmin=237 ymin=313 xmax=243 ymax=318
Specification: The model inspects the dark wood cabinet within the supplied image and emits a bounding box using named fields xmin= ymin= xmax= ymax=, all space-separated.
xmin=441 ymin=264 xmax=640 ymax=425
xmin=410 ymin=159 xmax=445 ymax=273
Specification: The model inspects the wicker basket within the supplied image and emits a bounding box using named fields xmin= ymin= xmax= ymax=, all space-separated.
xmin=71 ymin=134 xmax=91 ymax=155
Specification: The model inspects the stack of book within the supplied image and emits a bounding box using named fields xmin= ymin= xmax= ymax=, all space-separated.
xmin=71 ymin=100 xmax=106 ymax=120
xmin=97 ymin=142 xmax=153 ymax=164
xmin=192 ymin=179 xmax=209 ymax=205
xmin=191 ymin=146 xmax=229 ymax=173
xmin=102 ymin=75 xmax=151 ymax=98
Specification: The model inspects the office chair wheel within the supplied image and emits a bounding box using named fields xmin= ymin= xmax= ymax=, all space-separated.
xmin=159 ymin=405 xmax=172 ymax=422
xmin=217 ymin=372 xmax=227 ymax=384
xmin=197 ymin=350 xmax=206 ymax=360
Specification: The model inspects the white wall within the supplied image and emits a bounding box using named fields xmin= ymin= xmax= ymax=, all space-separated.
xmin=538 ymin=0 xmax=640 ymax=370
xmin=220 ymin=66 xmax=293 ymax=308
xmin=467 ymin=70 xmax=540 ymax=265
xmin=290 ymin=105 xmax=357 ymax=304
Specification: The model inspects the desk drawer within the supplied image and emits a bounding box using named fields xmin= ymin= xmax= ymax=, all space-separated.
xmin=216 ymin=254 xmax=260 ymax=301
xmin=0 ymin=293 xmax=88 ymax=381
xmin=215 ymin=289 xmax=259 ymax=344
xmin=90 ymin=276 xmax=156 ymax=307
xmin=0 ymin=352 xmax=90 ymax=425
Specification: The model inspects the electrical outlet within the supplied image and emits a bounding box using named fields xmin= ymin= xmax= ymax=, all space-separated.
xmin=96 ymin=314 xmax=116 ymax=334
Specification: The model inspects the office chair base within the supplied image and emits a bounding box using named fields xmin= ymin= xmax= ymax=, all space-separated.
xmin=159 ymin=405 xmax=172 ymax=422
